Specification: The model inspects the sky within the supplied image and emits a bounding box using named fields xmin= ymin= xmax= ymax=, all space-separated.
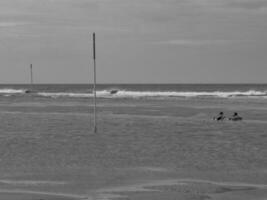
xmin=0 ymin=0 xmax=267 ymax=84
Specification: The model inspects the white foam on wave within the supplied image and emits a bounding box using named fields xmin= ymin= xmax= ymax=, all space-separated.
xmin=38 ymin=90 xmax=112 ymax=98
xmin=38 ymin=92 xmax=91 ymax=98
xmin=37 ymin=90 xmax=267 ymax=99
xmin=0 ymin=88 xmax=26 ymax=94
xmin=113 ymin=90 xmax=267 ymax=98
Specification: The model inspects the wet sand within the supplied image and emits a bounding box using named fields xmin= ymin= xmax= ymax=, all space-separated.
xmin=0 ymin=96 xmax=267 ymax=200
xmin=1 ymin=178 xmax=267 ymax=200
xmin=96 ymin=178 xmax=267 ymax=200
xmin=0 ymin=191 xmax=81 ymax=200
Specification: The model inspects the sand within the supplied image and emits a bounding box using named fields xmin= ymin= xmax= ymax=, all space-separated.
xmin=1 ymin=179 xmax=267 ymax=200
xmin=0 ymin=93 xmax=267 ymax=200
xmin=95 ymin=178 xmax=267 ymax=200
xmin=0 ymin=191 xmax=81 ymax=200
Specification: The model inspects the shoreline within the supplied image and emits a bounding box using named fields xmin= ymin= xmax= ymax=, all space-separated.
xmin=96 ymin=178 xmax=267 ymax=200
xmin=1 ymin=175 xmax=267 ymax=200
xmin=0 ymin=190 xmax=86 ymax=200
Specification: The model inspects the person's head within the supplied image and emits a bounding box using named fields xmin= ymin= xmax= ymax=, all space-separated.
xmin=234 ymin=112 xmax=238 ymax=116
xmin=219 ymin=112 xmax=223 ymax=115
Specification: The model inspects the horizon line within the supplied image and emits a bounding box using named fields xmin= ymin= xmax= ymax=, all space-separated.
xmin=0 ymin=83 xmax=267 ymax=85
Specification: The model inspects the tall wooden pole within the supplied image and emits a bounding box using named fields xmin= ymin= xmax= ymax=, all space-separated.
xmin=93 ymin=33 xmax=97 ymax=133
xmin=30 ymin=64 xmax=33 ymax=91
xmin=30 ymin=64 xmax=33 ymax=84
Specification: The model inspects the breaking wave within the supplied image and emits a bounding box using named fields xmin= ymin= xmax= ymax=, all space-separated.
xmin=0 ymin=88 xmax=27 ymax=94
xmin=38 ymin=90 xmax=111 ymax=98
xmin=1 ymin=87 xmax=266 ymax=99
xmin=37 ymin=90 xmax=267 ymax=99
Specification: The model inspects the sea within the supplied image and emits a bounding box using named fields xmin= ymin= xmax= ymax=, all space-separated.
xmin=1 ymin=84 xmax=267 ymax=98
xmin=0 ymin=84 xmax=267 ymax=200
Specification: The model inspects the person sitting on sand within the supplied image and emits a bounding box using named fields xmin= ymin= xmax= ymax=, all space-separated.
xmin=229 ymin=112 xmax=242 ymax=121
xmin=213 ymin=112 xmax=225 ymax=121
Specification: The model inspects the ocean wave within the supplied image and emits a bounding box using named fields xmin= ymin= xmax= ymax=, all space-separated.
xmin=114 ymin=90 xmax=267 ymax=98
xmin=38 ymin=92 xmax=91 ymax=98
xmin=38 ymin=90 xmax=111 ymax=98
xmin=0 ymin=88 xmax=26 ymax=94
xmin=36 ymin=90 xmax=267 ymax=99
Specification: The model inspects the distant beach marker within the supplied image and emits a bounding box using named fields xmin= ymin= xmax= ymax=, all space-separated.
xmin=25 ymin=64 xmax=34 ymax=93
xmin=30 ymin=64 xmax=33 ymax=86
xmin=30 ymin=64 xmax=34 ymax=92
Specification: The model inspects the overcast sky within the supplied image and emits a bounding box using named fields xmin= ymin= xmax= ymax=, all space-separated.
xmin=0 ymin=0 xmax=267 ymax=83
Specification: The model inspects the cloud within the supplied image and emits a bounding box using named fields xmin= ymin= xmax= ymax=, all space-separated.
xmin=182 ymin=0 xmax=267 ymax=12
xmin=0 ymin=22 xmax=30 ymax=27
xmin=156 ymin=39 xmax=233 ymax=46
xmin=226 ymin=0 xmax=267 ymax=10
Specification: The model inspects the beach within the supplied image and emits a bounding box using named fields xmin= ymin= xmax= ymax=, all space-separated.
xmin=0 ymin=84 xmax=267 ymax=199
xmin=1 ymin=0 xmax=267 ymax=198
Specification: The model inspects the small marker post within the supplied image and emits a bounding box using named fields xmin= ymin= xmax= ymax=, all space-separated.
xmin=30 ymin=64 xmax=33 ymax=91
